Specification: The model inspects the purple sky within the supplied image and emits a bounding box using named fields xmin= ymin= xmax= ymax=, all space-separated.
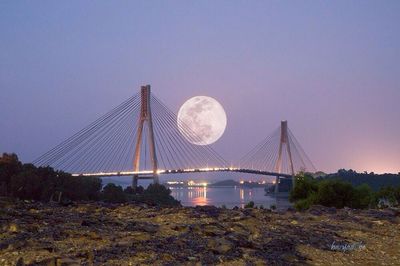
xmin=1 ymin=1 xmax=399 ymax=174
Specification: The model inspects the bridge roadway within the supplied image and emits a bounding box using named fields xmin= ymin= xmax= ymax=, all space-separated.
xmin=71 ymin=167 xmax=293 ymax=179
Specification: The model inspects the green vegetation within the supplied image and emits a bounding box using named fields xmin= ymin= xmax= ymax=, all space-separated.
xmin=290 ymin=172 xmax=400 ymax=211
xmin=321 ymin=169 xmax=400 ymax=191
xmin=0 ymin=153 xmax=102 ymax=201
xmin=0 ymin=153 xmax=180 ymax=206
xmin=244 ymin=201 xmax=255 ymax=208
xmin=140 ymin=183 xmax=180 ymax=206
xmin=102 ymin=183 xmax=127 ymax=203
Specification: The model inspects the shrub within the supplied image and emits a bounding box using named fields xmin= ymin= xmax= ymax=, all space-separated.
xmin=294 ymin=192 xmax=317 ymax=211
xmin=10 ymin=170 xmax=42 ymax=200
xmin=0 ymin=153 xmax=22 ymax=196
xmin=0 ymin=153 xmax=103 ymax=202
xmin=316 ymin=179 xmax=354 ymax=208
xmin=375 ymin=186 xmax=399 ymax=207
xmin=289 ymin=172 xmax=318 ymax=202
xmin=351 ymin=184 xmax=374 ymax=209
xmin=124 ymin=186 xmax=135 ymax=195
xmin=244 ymin=201 xmax=255 ymax=208
xmin=101 ymin=183 xmax=127 ymax=203
xmin=137 ymin=183 xmax=180 ymax=206
xmin=291 ymin=176 xmax=376 ymax=211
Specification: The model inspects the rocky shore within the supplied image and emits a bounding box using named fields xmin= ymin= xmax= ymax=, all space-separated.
xmin=0 ymin=199 xmax=399 ymax=265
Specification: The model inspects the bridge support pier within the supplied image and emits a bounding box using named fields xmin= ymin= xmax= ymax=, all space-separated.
xmin=132 ymin=85 xmax=159 ymax=189
xmin=274 ymin=175 xmax=280 ymax=194
xmin=274 ymin=121 xmax=295 ymax=194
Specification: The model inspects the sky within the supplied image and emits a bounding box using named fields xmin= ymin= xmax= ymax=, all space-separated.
xmin=1 ymin=1 xmax=399 ymax=174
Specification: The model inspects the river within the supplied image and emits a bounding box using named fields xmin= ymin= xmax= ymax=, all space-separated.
xmin=168 ymin=186 xmax=291 ymax=209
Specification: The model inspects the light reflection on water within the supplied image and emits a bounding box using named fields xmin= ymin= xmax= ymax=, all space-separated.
xmin=169 ymin=186 xmax=291 ymax=209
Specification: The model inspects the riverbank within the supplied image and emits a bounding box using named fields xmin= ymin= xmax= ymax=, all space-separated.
xmin=1 ymin=199 xmax=399 ymax=265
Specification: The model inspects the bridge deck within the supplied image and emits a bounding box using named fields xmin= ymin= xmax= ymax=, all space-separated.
xmin=71 ymin=167 xmax=293 ymax=179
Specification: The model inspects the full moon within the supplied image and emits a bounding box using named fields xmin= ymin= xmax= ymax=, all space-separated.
xmin=177 ymin=96 xmax=227 ymax=145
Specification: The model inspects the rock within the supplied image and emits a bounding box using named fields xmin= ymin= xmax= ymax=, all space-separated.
xmin=1 ymin=199 xmax=400 ymax=265
xmin=308 ymin=206 xmax=324 ymax=216
xmin=327 ymin=207 xmax=337 ymax=214
xmin=15 ymin=257 xmax=23 ymax=266
xmin=56 ymin=257 xmax=81 ymax=266
xmin=388 ymin=208 xmax=400 ymax=217
xmin=372 ymin=220 xmax=384 ymax=226
xmin=137 ymin=222 xmax=158 ymax=233
xmin=124 ymin=220 xmax=158 ymax=233
xmin=202 ymin=225 xmax=225 ymax=236
xmin=194 ymin=205 xmax=221 ymax=218
xmin=81 ymin=220 xmax=98 ymax=227
xmin=36 ymin=257 xmax=57 ymax=266
xmin=232 ymin=213 xmax=246 ymax=221
xmin=171 ymin=224 xmax=188 ymax=232
xmin=207 ymin=238 xmax=233 ymax=254
xmin=242 ymin=209 xmax=255 ymax=217
xmin=8 ymin=223 xmax=18 ymax=233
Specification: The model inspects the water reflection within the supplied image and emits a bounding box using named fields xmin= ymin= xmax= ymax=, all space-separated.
xmin=169 ymin=187 xmax=291 ymax=210
xmin=187 ymin=187 xmax=210 ymax=206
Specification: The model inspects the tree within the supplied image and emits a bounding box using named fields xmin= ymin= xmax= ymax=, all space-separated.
xmin=316 ymin=180 xmax=354 ymax=208
xmin=102 ymin=183 xmax=127 ymax=203
xmin=140 ymin=183 xmax=180 ymax=206
xmin=289 ymin=172 xmax=318 ymax=202
xmin=0 ymin=153 xmax=22 ymax=195
xmin=351 ymin=184 xmax=374 ymax=209
xmin=10 ymin=169 xmax=42 ymax=200
xmin=245 ymin=201 xmax=255 ymax=208
xmin=375 ymin=186 xmax=399 ymax=207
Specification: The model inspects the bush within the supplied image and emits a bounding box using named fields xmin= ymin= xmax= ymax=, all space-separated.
xmin=138 ymin=183 xmax=180 ymax=206
xmin=294 ymin=192 xmax=317 ymax=211
xmin=102 ymin=183 xmax=127 ymax=203
xmin=351 ymin=184 xmax=374 ymax=209
xmin=0 ymin=153 xmax=22 ymax=195
xmin=375 ymin=186 xmax=400 ymax=207
xmin=244 ymin=201 xmax=255 ymax=208
xmin=289 ymin=172 xmax=318 ymax=202
xmin=290 ymin=172 xmax=377 ymax=211
xmin=0 ymin=153 xmax=103 ymax=202
xmin=10 ymin=169 xmax=42 ymax=200
xmin=316 ymin=180 xmax=354 ymax=208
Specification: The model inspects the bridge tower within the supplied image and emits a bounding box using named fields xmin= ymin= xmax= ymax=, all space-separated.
xmin=274 ymin=120 xmax=295 ymax=193
xmin=132 ymin=85 xmax=159 ymax=188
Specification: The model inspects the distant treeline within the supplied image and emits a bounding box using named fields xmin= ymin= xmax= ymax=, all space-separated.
xmin=319 ymin=169 xmax=400 ymax=191
xmin=0 ymin=153 xmax=179 ymax=206
xmin=267 ymin=169 xmax=400 ymax=193
xmin=0 ymin=153 xmax=102 ymax=201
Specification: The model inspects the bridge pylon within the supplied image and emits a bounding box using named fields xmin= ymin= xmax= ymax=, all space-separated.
xmin=274 ymin=120 xmax=295 ymax=193
xmin=132 ymin=85 xmax=159 ymax=188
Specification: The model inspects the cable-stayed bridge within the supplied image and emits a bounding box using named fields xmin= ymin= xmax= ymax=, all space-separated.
xmin=33 ymin=85 xmax=315 ymax=192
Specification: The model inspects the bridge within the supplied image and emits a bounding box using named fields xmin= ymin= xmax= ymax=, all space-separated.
xmin=33 ymin=85 xmax=315 ymax=193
